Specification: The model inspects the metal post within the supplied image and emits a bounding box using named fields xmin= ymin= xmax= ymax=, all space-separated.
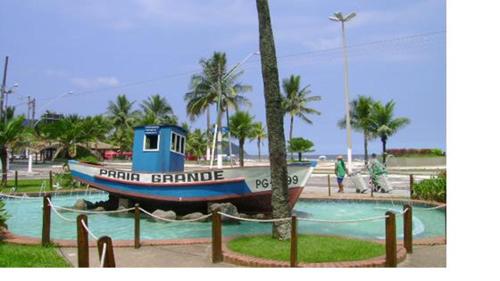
xmin=211 ymin=211 xmax=223 ymax=263
xmin=290 ymin=216 xmax=298 ymax=267
xmin=14 ymin=170 xmax=18 ymax=188
xmin=134 ymin=203 xmax=140 ymax=249
xmin=327 ymin=174 xmax=332 ymax=196
xmin=42 ymin=194 xmax=51 ymax=246
xmin=49 ymin=170 xmax=53 ymax=191
xmin=0 ymin=56 xmax=9 ymax=119
xmin=403 ymin=204 xmax=413 ymax=254
xmin=385 ymin=211 xmax=397 ymax=267
xmin=77 ymin=214 xmax=89 ymax=267
xmin=97 ymin=236 xmax=116 ymax=267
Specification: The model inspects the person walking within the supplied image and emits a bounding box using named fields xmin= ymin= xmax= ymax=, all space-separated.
xmin=335 ymin=155 xmax=347 ymax=193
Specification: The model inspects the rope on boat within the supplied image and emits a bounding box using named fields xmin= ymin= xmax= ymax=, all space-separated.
xmin=46 ymin=197 xmax=75 ymax=222
xmin=80 ymin=219 xmax=99 ymax=240
xmin=139 ymin=207 xmax=213 ymax=222
xmin=217 ymin=212 xmax=292 ymax=223
xmin=298 ymin=214 xmax=390 ymax=224
xmin=0 ymin=193 xmax=41 ymax=200
xmin=100 ymin=242 xmax=107 ymax=268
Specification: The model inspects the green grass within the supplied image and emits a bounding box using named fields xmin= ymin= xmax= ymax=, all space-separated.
xmin=2 ymin=179 xmax=47 ymax=193
xmin=228 ymin=235 xmax=385 ymax=263
xmin=0 ymin=242 xmax=71 ymax=267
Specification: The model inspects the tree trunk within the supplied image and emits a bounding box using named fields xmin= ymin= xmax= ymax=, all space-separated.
xmin=298 ymin=152 xmax=302 ymax=162
xmin=363 ymin=131 xmax=369 ymax=166
xmin=206 ymin=108 xmax=211 ymax=161
xmin=289 ymin=115 xmax=294 ymax=160
xmin=0 ymin=146 xmax=8 ymax=186
xmin=382 ymin=137 xmax=387 ymax=164
xmin=256 ymin=0 xmax=291 ymax=240
xmin=239 ymin=138 xmax=245 ymax=167
xmin=257 ymin=139 xmax=261 ymax=161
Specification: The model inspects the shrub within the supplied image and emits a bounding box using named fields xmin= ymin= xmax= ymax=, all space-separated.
xmin=386 ymin=148 xmax=445 ymax=157
xmin=0 ymin=199 xmax=9 ymax=231
xmin=54 ymin=172 xmax=79 ymax=189
xmin=412 ymin=171 xmax=446 ymax=203
xmin=77 ymin=155 xmax=99 ymax=164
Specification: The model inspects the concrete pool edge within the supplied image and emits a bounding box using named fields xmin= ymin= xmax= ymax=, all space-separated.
xmin=1 ymin=196 xmax=446 ymax=247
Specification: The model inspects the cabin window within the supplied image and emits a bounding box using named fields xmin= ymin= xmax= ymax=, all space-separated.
xmin=170 ymin=131 xmax=185 ymax=155
xmin=144 ymin=134 xmax=159 ymax=151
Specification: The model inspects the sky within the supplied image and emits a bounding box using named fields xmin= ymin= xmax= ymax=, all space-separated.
xmin=0 ymin=0 xmax=446 ymax=155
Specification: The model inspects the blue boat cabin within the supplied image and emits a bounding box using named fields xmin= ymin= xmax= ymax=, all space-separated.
xmin=131 ymin=125 xmax=187 ymax=173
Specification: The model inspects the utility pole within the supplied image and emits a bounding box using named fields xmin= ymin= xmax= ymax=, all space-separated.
xmin=329 ymin=12 xmax=356 ymax=174
xmin=1 ymin=56 xmax=9 ymax=120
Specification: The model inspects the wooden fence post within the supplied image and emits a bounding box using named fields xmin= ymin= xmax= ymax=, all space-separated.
xmin=49 ymin=170 xmax=53 ymax=191
xmin=77 ymin=214 xmax=89 ymax=267
xmin=409 ymin=174 xmax=414 ymax=197
xmin=97 ymin=236 xmax=116 ymax=267
xmin=290 ymin=216 xmax=298 ymax=267
xmin=42 ymin=194 xmax=51 ymax=246
xmin=14 ymin=170 xmax=18 ymax=188
xmin=327 ymin=174 xmax=331 ymax=196
xmin=403 ymin=204 xmax=413 ymax=254
xmin=211 ymin=211 xmax=223 ymax=263
xmin=134 ymin=203 xmax=140 ymax=249
xmin=385 ymin=211 xmax=397 ymax=267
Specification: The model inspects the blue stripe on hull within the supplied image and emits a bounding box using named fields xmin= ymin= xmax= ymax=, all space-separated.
xmin=71 ymin=170 xmax=252 ymax=199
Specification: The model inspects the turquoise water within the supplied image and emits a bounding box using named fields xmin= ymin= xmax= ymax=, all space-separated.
xmin=2 ymin=193 xmax=445 ymax=241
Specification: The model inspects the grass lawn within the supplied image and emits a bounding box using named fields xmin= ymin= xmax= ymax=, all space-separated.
xmin=1 ymin=179 xmax=47 ymax=193
xmin=0 ymin=242 xmax=71 ymax=267
xmin=228 ymin=235 xmax=385 ymax=263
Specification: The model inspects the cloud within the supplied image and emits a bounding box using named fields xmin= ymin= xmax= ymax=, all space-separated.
xmin=70 ymin=76 xmax=120 ymax=89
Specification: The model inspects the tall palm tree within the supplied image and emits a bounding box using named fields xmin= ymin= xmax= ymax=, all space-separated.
xmin=185 ymin=52 xmax=252 ymax=159
xmin=282 ymin=74 xmax=321 ymax=159
xmin=338 ymin=95 xmax=375 ymax=165
xmin=140 ymin=94 xmax=177 ymax=125
xmin=251 ymin=121 xmax=267 ymax=161
xmin=256 ymin=0 xmax=291 ymax=240
xmin=229 ymin=111 xmax=254 ymax=167
xmin=369 ymin=100 xmax=410 ymax=163
xmin=107 ymin=94 xmax=140 ymax=151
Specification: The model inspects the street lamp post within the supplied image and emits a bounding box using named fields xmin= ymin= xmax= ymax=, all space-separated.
xmin=329 ymin=12 xmax=356 ymax=174
xmin=210 ymin=51 xmax=259 ymax=169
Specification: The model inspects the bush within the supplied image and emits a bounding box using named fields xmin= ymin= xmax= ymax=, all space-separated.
xmin=54 ymin=172 xmax=79 ymax=189
xmin=413 ymin=171 xmax=446 ymax=203
xmin=0 ymin=199 xmax=9 ymax=231
xmin=77 ymin=155 xmax=99 ymax=164
xmin=386 ymin=148 xmax=445 ymax=157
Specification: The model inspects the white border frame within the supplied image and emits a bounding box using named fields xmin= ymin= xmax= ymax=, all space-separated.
xmin=170 ymin=131 xmax=185 ymax=155
xmin=143 ymin=134 xmax=160 ymax=152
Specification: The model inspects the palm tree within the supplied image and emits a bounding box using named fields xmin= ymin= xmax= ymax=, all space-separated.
xmin=282 ymin=74 xmax=321 ymax=159
xmin=185 ymin=52 xmax=252 ymax=160
xmin=229 ymin=111 xmax=255 ymax=167
xmin=256 ymin=0 xmax=291 ymax=240
xmin=0 ymin=115 xmax=29 ymax=186
xmin=338 ymin=95 xmax=375 ymax=165
xmin=251 ymin=121 xmax=267 ymax=161
xmin=107 ymin=94 xmax=140 ymax=151
xmin=369 ymin=100 xmax=410 ymax=163
xmin=140 ymin=94 xmax=177 ymax=125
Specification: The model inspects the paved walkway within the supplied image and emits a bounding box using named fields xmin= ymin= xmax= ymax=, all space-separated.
xmin=399 ymin=245 xmax=446 ymax=267
xmin=59 ymin=244 xmax=235 ymax=267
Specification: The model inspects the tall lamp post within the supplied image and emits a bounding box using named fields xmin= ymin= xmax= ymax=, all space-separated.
xmin=210 ymin=51 xmax=259 ymax=169
xmin=329 ymin=12 xmax=356 ymax=174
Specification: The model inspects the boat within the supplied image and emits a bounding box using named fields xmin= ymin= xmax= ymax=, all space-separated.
xmin=69 ymin=125 xmax=315 ymax=214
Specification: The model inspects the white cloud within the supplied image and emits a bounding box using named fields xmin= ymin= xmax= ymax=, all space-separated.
xmin=70 ymin=76 xmax=120 ymax=89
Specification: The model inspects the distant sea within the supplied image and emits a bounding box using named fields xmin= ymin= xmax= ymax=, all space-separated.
xmin=245 ymin=154 xmax=367 ymax=161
